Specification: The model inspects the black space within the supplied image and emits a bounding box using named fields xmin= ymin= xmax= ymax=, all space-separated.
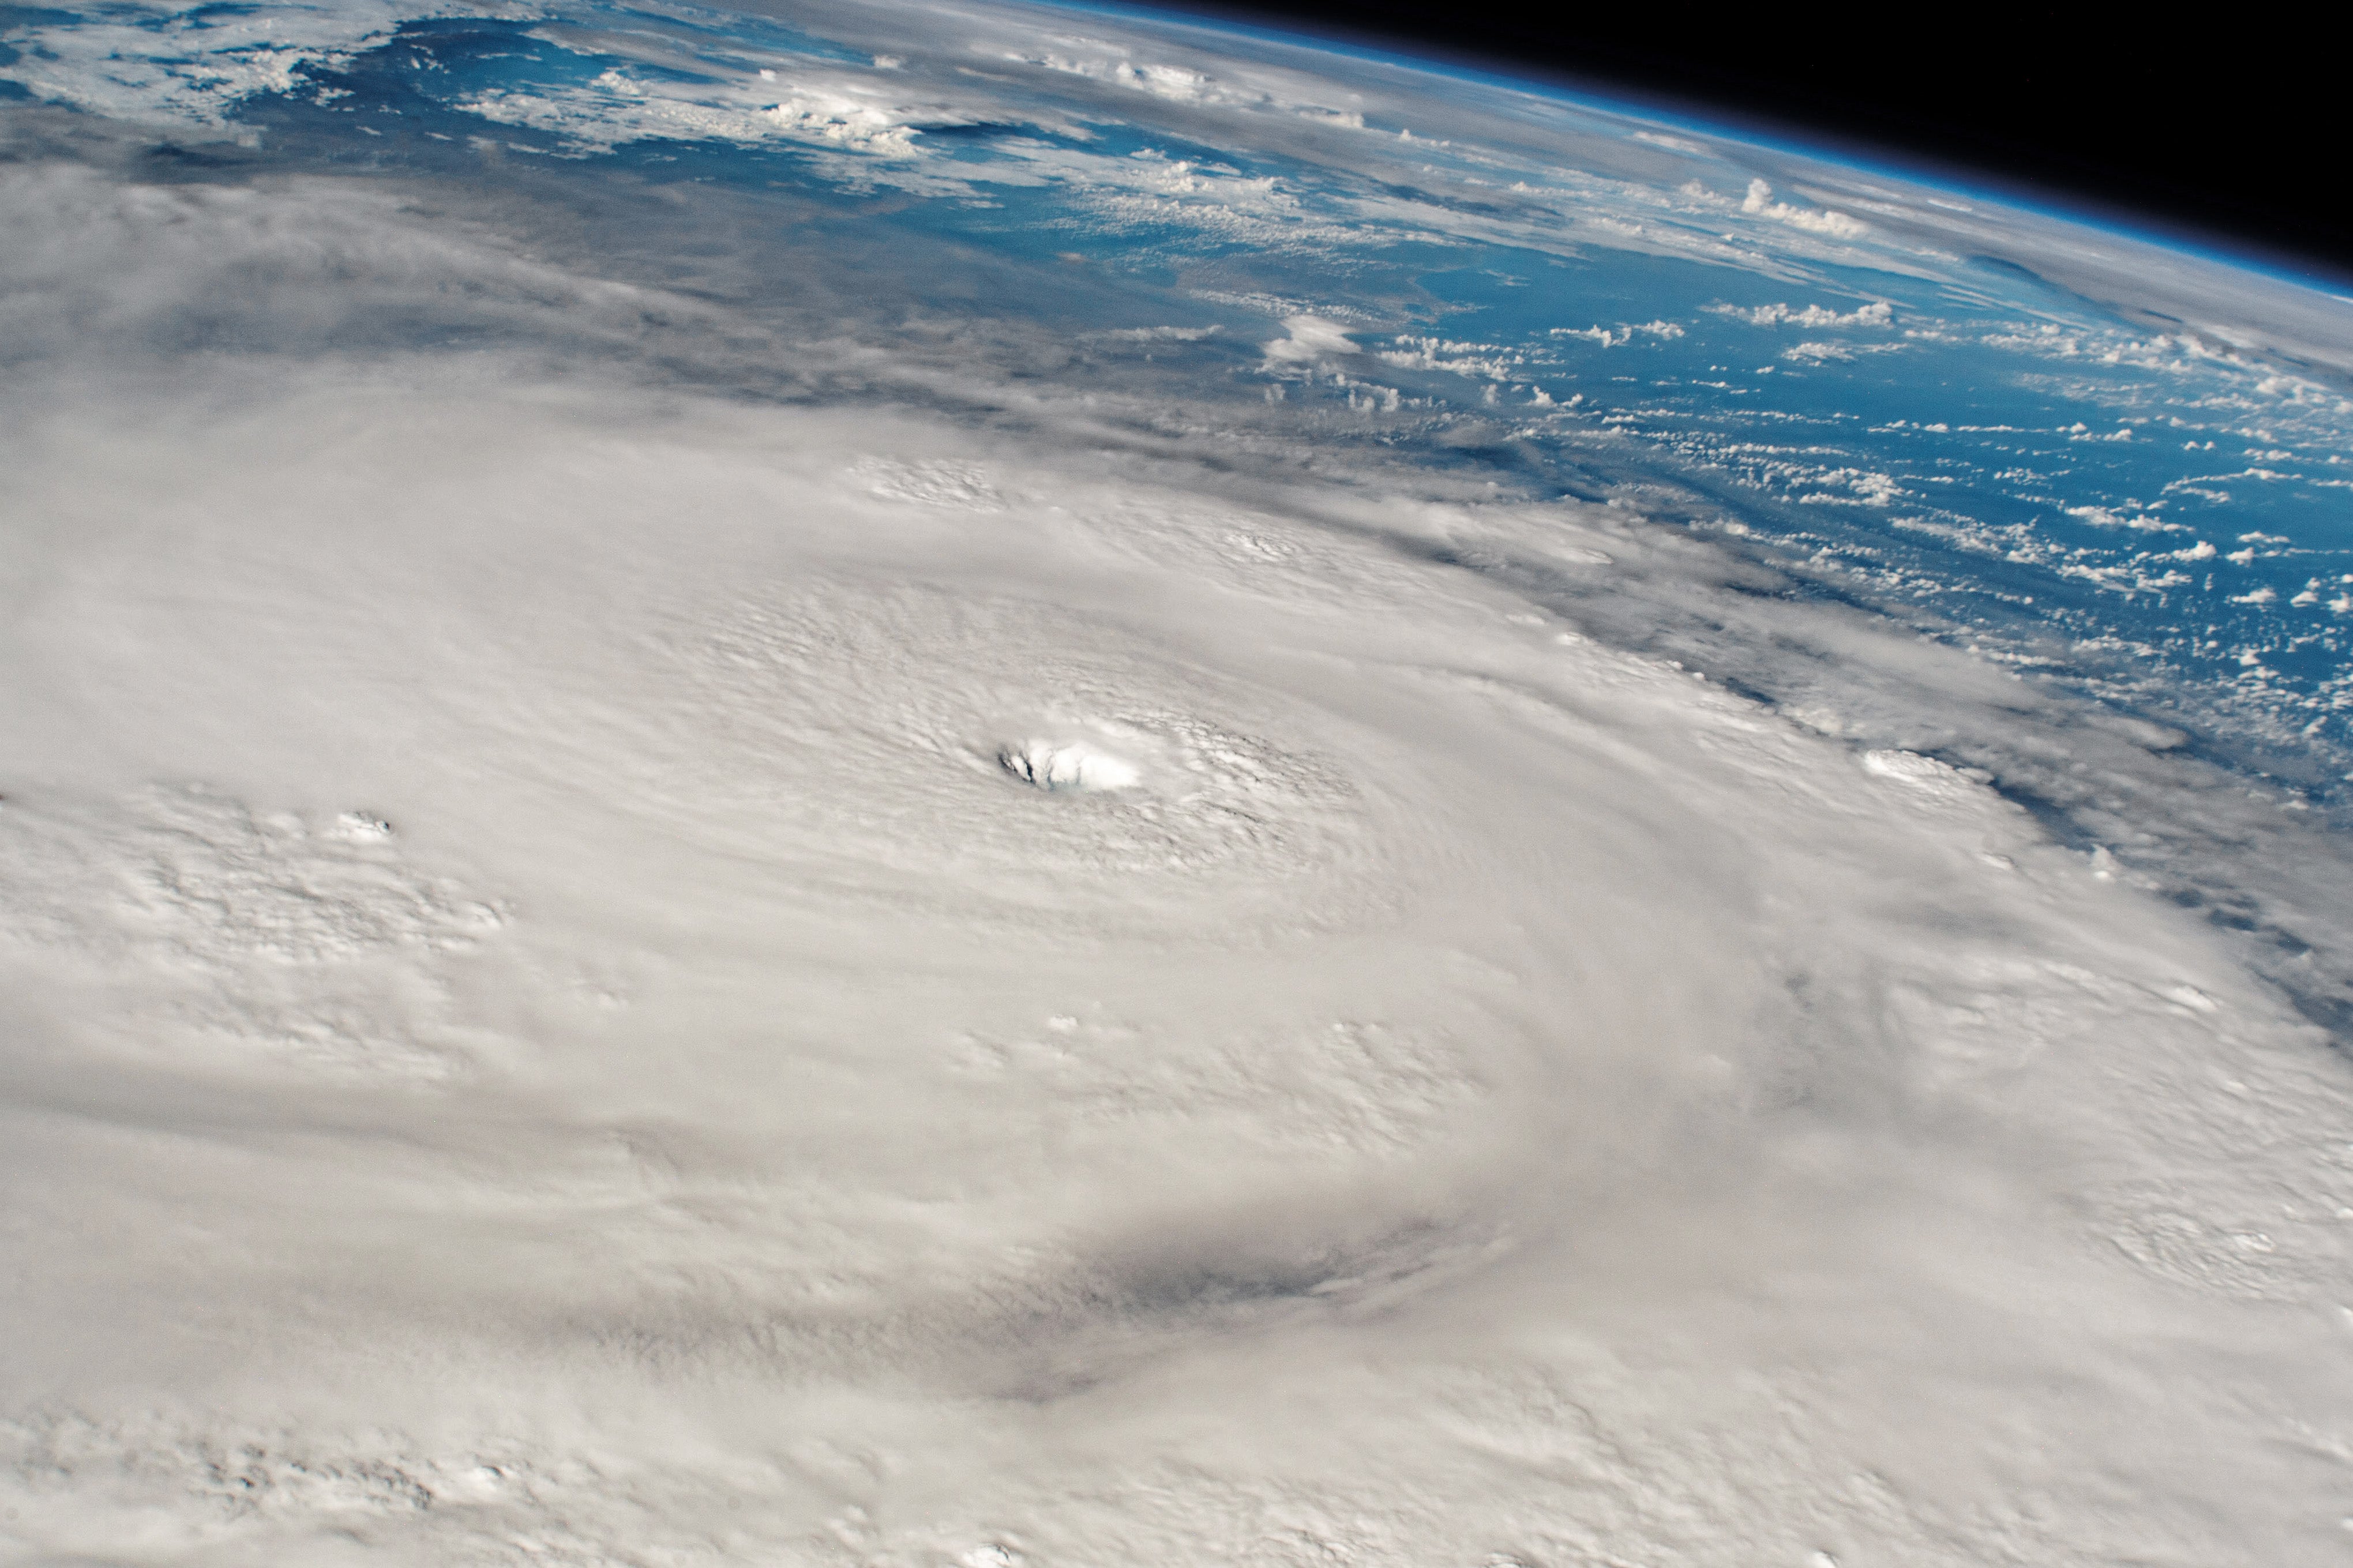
xmin=1149 ymin=3 xmax=2348 ymax=287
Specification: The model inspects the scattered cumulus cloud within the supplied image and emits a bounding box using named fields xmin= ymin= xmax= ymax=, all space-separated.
xmin=1263 ymin=314 xmax=1360 ymax=363
xmin=0 ymin=0 xmax=463 ymax=126
xmin=1740 ymin=177 xmax=1868 ymax=238
xmin=1551 ymin=320 xmax=1686 ymax=346
xmin=1717 ymin=300 xmax=1894 ymax=328
xmin=460 ymin=66 xmax=939 ymax=155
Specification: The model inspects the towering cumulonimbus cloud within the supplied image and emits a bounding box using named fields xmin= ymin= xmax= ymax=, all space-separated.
xmin=2 ymin=2 xmax=2351 ymax=1564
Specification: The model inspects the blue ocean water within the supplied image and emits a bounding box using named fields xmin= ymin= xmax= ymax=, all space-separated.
xmin=7 ymin=0 xmax=2349 ymax=789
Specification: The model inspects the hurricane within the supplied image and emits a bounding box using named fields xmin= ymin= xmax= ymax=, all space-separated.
xmin=3 ymin=1 xmax=2351 ymax=1563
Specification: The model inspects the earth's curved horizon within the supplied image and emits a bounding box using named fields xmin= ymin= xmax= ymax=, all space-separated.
xmin=3 ymin=2 xmax=2351 ymax=1563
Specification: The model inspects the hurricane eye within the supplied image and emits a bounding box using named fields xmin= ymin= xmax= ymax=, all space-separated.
xmin=995 ymin=740 xmax=1140 ymax=792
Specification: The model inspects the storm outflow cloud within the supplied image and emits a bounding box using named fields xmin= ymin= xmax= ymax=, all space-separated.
xmin=2 ymin=2 xmax=2351 ymax=1565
